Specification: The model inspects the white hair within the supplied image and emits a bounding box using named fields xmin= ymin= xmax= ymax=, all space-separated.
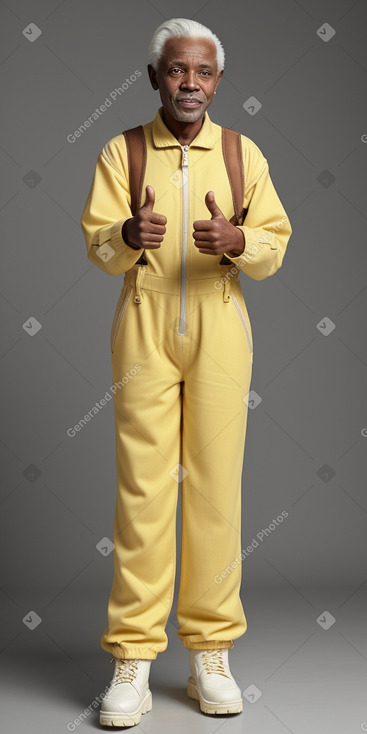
xmin=147 ymin=17 xmax=225 ymax=74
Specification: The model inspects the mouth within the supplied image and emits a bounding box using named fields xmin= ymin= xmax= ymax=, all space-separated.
xmin=177 ymin=99 xmax=203 ymax=108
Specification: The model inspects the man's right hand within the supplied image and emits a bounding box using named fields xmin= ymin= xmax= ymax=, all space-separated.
xmin=122 ymin=185 xmax=167 ymax=250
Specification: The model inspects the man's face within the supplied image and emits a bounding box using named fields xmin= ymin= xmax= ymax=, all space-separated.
xmin=148 ymin=36 xmax=223 ymax=123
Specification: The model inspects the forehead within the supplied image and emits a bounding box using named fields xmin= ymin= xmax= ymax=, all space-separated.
xmin=160 ymin=36 xmax=218 ymax=67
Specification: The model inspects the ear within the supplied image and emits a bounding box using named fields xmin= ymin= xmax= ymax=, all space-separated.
xmin=147 ymin=64 xmax=159 ymax=91
xmin=214 ymin=69 xmax=223 ymax=93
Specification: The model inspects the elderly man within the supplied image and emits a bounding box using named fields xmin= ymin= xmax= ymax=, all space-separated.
xmin=80 ymin=17 xmax=292 ymax=727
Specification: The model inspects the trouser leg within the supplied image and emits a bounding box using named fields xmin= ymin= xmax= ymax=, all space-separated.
xmin=100 ymin=284 xmax=182 ymax=660
xmin=177 ymin=282 xmax=253 ymax=650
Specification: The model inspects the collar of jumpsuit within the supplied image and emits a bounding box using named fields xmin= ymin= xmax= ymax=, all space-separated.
xmin=152 ymin=105 xmax=217 ymax=149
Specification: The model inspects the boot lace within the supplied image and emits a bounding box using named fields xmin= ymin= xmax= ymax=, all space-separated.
xmin=202 ymin=649 xmax=231 ymax=678
xmin=109 ymin=657 xmax=139 ymax=685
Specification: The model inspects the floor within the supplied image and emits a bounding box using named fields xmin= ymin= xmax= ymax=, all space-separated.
xmin=1 ymin=587 xmax=366 ymax=733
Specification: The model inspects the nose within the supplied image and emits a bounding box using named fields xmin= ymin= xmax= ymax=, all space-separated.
xmin=180 ymin=70 xmax=200 ymax=90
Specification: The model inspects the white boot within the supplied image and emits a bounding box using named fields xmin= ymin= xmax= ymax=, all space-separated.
xmin=187 ymin=648 xmax=243 ymax=715
xmin=99 ymin=657 xmax=152 ymax=727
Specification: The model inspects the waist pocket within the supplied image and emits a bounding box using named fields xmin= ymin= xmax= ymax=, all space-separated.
xmin=231 ymin=290 xmax=253 ymax=355
xmin=110 ymin=284 xmax=133 ymax=353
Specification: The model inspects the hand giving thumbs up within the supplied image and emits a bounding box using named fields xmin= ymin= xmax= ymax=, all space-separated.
xmin=193 ymin=191 xmax=245 ymax=257
xmin=123 ymin=185 xmax=167 ymax=250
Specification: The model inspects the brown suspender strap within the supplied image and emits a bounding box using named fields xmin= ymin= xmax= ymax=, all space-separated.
xmin=123 ymin=125 xmax=147 ymax=264
xmin=221 ymin=126 xmax=246 ymax=226
xmin=220 ymin=127 xmax=246 ymax=264
xmin=123 ymin=125 xmax=147 ymax=215
xmin=122 ymin=123 xmax=246 ymax=266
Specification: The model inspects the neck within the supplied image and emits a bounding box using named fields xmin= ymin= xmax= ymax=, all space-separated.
xmin=161 ymin=108 xmax=205 ymax=146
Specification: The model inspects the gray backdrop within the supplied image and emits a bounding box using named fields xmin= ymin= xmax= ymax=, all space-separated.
xmin=1 ymin=1 xmax=367 ymax=732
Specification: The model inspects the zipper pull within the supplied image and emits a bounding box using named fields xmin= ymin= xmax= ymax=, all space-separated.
xmin=181 ymin=144 xmax=189 ymax=167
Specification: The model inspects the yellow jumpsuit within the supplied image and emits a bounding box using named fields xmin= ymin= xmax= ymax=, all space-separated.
xmin=80 ymin=106 xmax=292 ymax=660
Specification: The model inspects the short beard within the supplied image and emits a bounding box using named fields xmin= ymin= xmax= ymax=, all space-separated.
xmin=169 ymin=93 xmax=207 ymax=122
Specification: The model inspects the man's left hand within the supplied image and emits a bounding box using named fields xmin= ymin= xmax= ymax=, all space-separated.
xmin=193 ymin=191 xmax=245 ymax=257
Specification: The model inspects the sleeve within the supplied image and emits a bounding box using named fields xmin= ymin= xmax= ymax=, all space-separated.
xmin=225 ymin=136 xmax=293 ymax=281
xmin=80 ymin=135 xmax=144 ymax=276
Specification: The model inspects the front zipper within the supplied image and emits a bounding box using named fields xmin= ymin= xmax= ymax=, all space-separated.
xmin=231 ymin=292 xmax=253 ymax=354
xmin=111 ymin=286 xmax=132 ymax=353
xmin=178 ymin=144 xmax=189 ymax=335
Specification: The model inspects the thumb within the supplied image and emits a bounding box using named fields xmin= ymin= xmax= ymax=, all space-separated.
xmin=205 ymin=190 xmax=223 ymax=219
xmin=141 ymin=185 xmax=155 ymax=211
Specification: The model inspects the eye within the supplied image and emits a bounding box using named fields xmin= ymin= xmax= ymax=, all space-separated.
xmin=170 ymin=68 xmax=183 ymax=74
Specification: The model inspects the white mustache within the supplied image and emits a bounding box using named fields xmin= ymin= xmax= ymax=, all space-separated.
xmin=176 ymin=97 xmax=204 ymax=102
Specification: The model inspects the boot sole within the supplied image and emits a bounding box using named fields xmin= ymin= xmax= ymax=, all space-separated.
xmin=187 ymin=676 xmax=243 ymax=715
xmin=99 ymin=690 xmax=152 ymax=727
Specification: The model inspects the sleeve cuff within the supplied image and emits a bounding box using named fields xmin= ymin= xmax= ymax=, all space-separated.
xmin=110 ymin=218 xmax=143 ymax=253
xmin=94 ymin=218 xmax=144 ymax=267
xmin=225 ymin=225 xmax=279 ymax=265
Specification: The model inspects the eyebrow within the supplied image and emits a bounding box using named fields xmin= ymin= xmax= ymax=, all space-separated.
xmin=168 ymin=61 xmax=214 ymax=69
